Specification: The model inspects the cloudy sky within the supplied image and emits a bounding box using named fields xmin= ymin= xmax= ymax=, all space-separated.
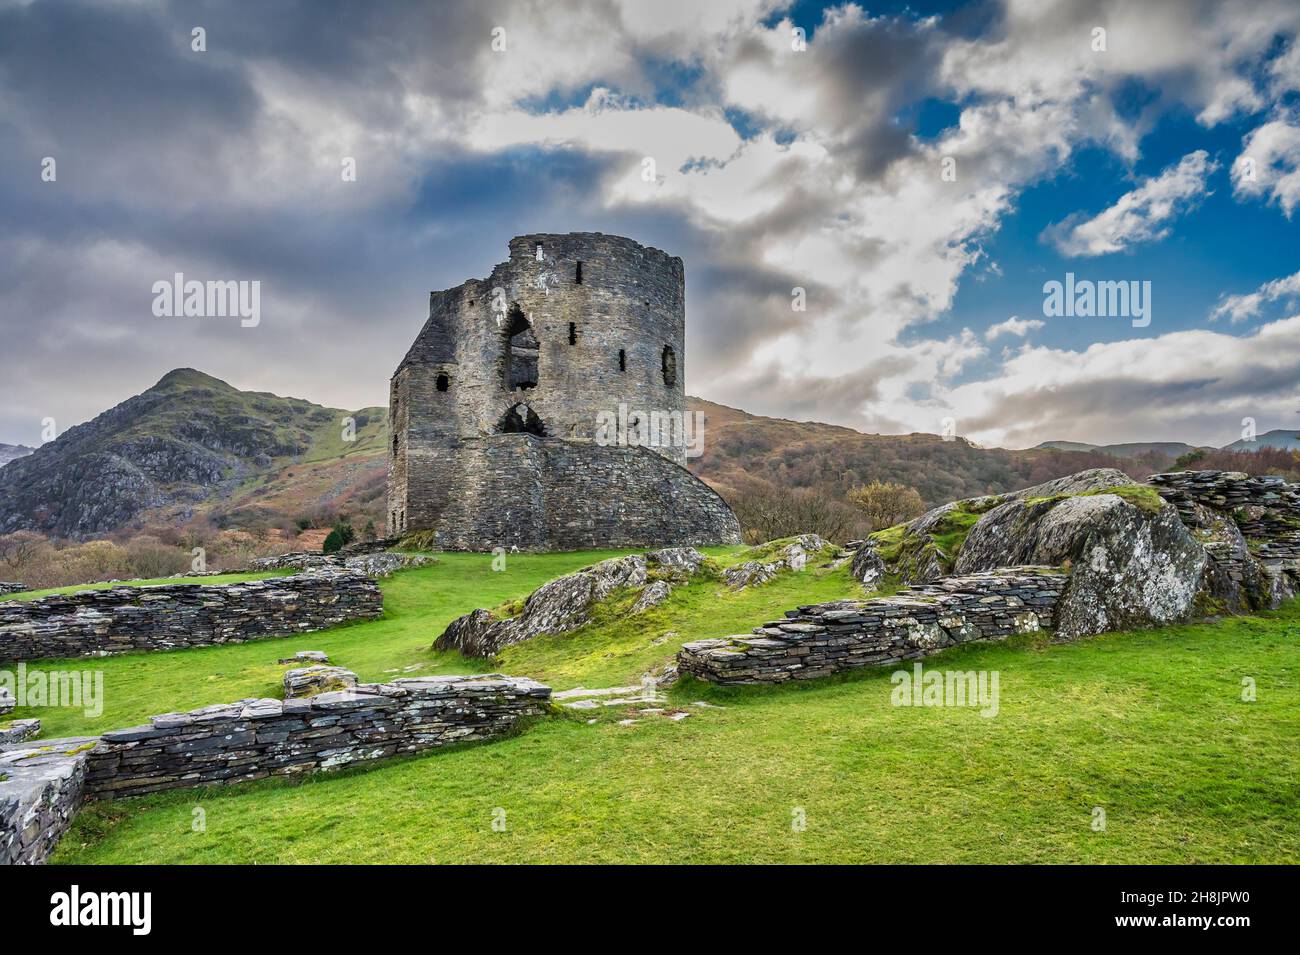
xmin=2 ymin=0 xmax=1299 ymax=450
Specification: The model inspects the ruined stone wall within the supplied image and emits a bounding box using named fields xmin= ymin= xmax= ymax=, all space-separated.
xmin=678 ymin=569 xmax=1066 ymax=685
xmin=1150 ymin=470 xmax=1300 ymax=559
xmin=389 ymin=232 xmax=702 ymax=540
xmin=0 ymin=570 xmax=382 ymax=663
xmin=83 ymin=675 xmax=550 ymax=799
xmin=425 ymin=435 xmax=741 ymax=551
xmin=0 ymin=737 xmax=95 ymax=865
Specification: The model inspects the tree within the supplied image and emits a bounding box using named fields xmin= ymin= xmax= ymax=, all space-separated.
xmin=322 ymin=528 xmax=346 ymax=554
xmin=846 ymin=480 xmax=926 ymax=531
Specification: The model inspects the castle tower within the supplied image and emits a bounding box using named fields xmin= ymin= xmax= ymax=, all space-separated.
xmin=386 ymin=232 xmax=741 ymax=551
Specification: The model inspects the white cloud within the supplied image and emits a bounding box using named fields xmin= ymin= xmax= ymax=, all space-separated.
xmin=1233 ymin=108 xmax=1300 ymax=217
xmin=985 ymin=316 xmax=1045 ymax=340
xmin=1042 ymin=151 xmax=1218 ymax=256
xmin=1211 ymin=268 xmax=1300 ymax=323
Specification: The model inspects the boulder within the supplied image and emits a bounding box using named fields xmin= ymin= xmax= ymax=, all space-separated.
xmin=1003 ymin=467 xmax=1136 ymax=500
xmin=435 ymin=555 xmax=649 ymax=656
xmin=0 ymin=718 xmax=40 ymax=745
xmin=955 ymin=492 xmax=1205 ymax=638
xmin=278 ymin=650 xmax=330 ymax=665
xmin=0 ymin=687 xmax=13 ymax=716
xmin=723 ymin=536 xmax=825 ymax=589
xmin=283 ymin=665 xmax=358 ymax=699
xmin=850 ymin=543 xmax=886 ymax=588
xmin=631 ymin=580 xmax=674 ymax=612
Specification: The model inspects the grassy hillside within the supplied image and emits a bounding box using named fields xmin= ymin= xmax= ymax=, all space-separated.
xmin=48 ymin=570 xmax=1300 ymax=864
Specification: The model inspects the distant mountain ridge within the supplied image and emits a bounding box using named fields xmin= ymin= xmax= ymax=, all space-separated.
xmin=0 ymin=443 xmax=34 ymax=468
xmin=0 ymin=369 xmax=387 ymax=538
xmin=1033 ymin=440 xmax=1204 ymax=459
xmin=0 ymin=369 xmax=1232 ymax=540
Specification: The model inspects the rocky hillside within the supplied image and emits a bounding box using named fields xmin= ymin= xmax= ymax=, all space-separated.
xmin=0 ymin=369 xmax=387 ymax=538
xmin=0 ymin=371 xmax=1177 ymax=539
xmin=686 ymin=398 xmax=1148 ymax=507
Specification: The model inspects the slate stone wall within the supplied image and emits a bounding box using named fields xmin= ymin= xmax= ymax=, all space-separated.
xmin=678 ymin=568 xmax=1066 ymax=685
xmin=0 ymin=737 xmax=96 ymax=865
xmin=1150 ymin=470 xmax=1300 ymax=560
xmin=387 ymin=232 xmax=739 ymax=549
xmin=425 ymin=436 xmax=742 ymax=551
xmin=83 ymin=675 xmax=551 ymax=799
xmin=0 ymin=569 xmax=382 ymax=663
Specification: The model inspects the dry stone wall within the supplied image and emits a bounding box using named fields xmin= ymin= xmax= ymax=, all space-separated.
xmin=0 ymin=737 xmax=96 ymax=865
xmin=1150 ymin=470 xmax=1300 ymax=560
xmin=84 ymin=675 xmax=551 ymax=799
xmin=0 ymin=569 xmax=382 ymax=663
xmin=678 ymin=568 xmax=1066 ymax=685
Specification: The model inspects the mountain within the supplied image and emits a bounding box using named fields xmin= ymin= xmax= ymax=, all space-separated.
xmin=1034 ymin=439 xmax=1202 ymax=459
xmin=0 ymin=370 xmax=1156 ymax=540
xmin=1221 ymin=429 xmax=1300 ymax=452
xmin=0 ymin=443 xmax=34 ymax=468
xmin=687 ymin=398 xmax=1146 ymax=507
xmin=0 ymin=369 xmax=387 ymax=538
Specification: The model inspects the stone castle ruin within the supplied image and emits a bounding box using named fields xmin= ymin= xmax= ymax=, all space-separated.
xmin=387 ymin=233 xmax=741 ymax=551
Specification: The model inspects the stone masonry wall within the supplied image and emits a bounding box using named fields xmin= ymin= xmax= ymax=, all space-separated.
xmin=1149 ymin=470 xmax=1300 ymax=560
xmin=425 ymin=436 xmax=742 ymax=551
xmin=678 ymin=568 xmax=1067 ymax=685
xmin=83 ymin=675 xmax=551 ymax=799
xmin=0 ymin=569 xmax=382 ymax=663
xmin=0 ymin=737 xmax=96 ymax=865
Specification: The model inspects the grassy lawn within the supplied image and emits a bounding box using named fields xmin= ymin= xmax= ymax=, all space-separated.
xmin=10 ymin=550 xmax=670 ymax=739
xmin=53 ymin=601 xmax=1300 ymax=863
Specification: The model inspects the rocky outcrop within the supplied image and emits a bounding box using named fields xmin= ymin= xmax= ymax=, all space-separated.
xmin=0 ymin=737 xmax=96 ymax=865
xmin=0 ymin=687 xmax=12 ymax=716
xmin=954 ymin=492 xmax=1204 ymax=638
xmin=282 ymin=665 xmax=358 ymax=699
xmin=1003 ymin=467 xmax=1135 ymax=499
xmin=723 ymin=535 xmax=829 ymax=589
xmin=435 ymin=548 xmax=709 ymax=657
xmin=679 ymin=568 xmax=1066 ymax=684
xmin=0 ymin=569 xmax=383 ymax=663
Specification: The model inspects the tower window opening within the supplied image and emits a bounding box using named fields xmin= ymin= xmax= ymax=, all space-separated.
xmin=535 ymin=242 xmax=543 ymax=261
xmin=569 ymin=322 xmax=577 ymax=345
xmin=393 ymin=435 xmax=399 ymax=455
xmin=662 ymin=345 xmax=677 ymax=387
xmin=436 ymin=373 xmax=450 ymax=392
xmin=576 ymin=261 xmax=584 ymax=284
xmin=505 ymin=304 xmax=538 ymax=390
xmin=618 ymin=349 xmax=626 ymax=371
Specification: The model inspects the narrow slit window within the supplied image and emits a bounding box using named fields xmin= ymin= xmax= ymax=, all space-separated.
xmin=618 ymin=349 xmax=626 ymax=371
xmin=662 ymin=345 xmax=677 ymax=387
xmin=392 ymin=435 xmax=399 ymax=454
xmin=576 ymin=261 xmax=584 ymax=284
xmin=569 ymin=322 xmax=577 ymax=345
xmin=436 ymin=373 xmax=449 ymax=392
xmin=535 ymin=242 xmax=543 ymax=261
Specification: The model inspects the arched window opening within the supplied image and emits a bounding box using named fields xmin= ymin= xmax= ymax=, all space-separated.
xmin=576 ymin=261 xmax=584 ymax=284
xmin=499 ymin=402 xmax=546 ymax=437
xmin=436 ymin=373 xmax=450 ymax=392
xmin=661 ymin=345 xmax=677 ymax=387
xmin=504 ymin=304 xmax=538 ymax=390
xmin=618 ymin=349 xmax=626 ymax=372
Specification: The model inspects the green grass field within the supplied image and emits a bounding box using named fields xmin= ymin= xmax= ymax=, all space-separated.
xmin=13 ymin=548 xmax=1298 ymax=864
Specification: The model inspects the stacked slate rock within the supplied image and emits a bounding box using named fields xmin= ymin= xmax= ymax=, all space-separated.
xmin=249 ymin=550 xmax=435 ymax=578
xmin=0 ymin=719 xmax=40 ymax=745
xmin=0 ymin=737 xmax=97 ymax=865
xmin=0 ymin=569 xmax=382 ymax=663
xmin=0 ymin=583 xmax=26 ymax=596
xmin=679 ymin=568 xmax=1066 ymax=685
xmin=82 ymin=675 xmax=551 ymax=799
xmin=282 ymin=665 xmax=358 ymax=699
